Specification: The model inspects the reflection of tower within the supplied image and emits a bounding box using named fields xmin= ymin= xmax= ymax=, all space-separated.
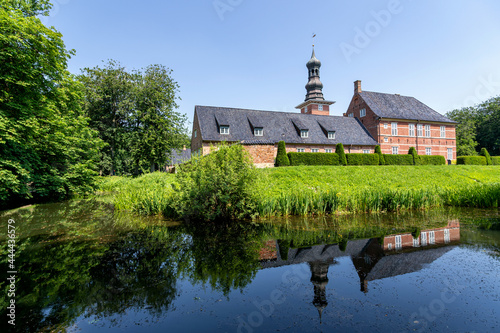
xmin=309 ymin=260 xmax=332 ymax=323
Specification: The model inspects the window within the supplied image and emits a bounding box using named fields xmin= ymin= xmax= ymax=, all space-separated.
xmin=363 ymin=149 xmax=370 ymax=154
xmin=328 ymin=131 xmax=336 ymax=140
xmin=254 ymin=127 xmax=263 ymax=136
xmin=395 ymin=235 xmax=402 ymax=250
xmin=421 ymin=232 xmax=428 ymax=246
xmin=318 ymin=104 xmax=323 ymax=111
xmin=300 ymin=130 xmax=309 ymax=138
xmin=409 ymin=124 xmax=415 ymax=137
xmin=384 ymin=137 xmax=388 ymax=143
xmin=425 ymin=125 xmax=431 ymax=137
xmin=426 ymin=147 xmax=432 ymax=155
xmin=325 ymin=149 xmax=332 ymax=153
xmin=447 ymin=148 xmax=453 ymax=160
xmin=348 ymin=113 xmax=354 ymax=117
xmin=391 ymin=122 xmax=398 ymax=136
xmin=360 ymin=108 xmax=366 ymax=117
xmin=220 ymin=126 xmax=229 ymax=135
xmin=388 ymin=243 xmax=393 ymax=250
xmin=311 ymin=148 xmax=319 ymax=153
xmin=194 ymin=129 xmax=197 ymax=138
xmin=429 ymin=231 xmax=435 ymax=245
xmin=303 ymin=106 xmax=308 ymax=113
xmin=413 ymin=236 xmax=420 ymax=247
xmin=392 ymin=146 xmax=398 ymax=155
xmin=384 ymin=123 xmax=388 ymax=129
xmin=444 ymin=229 xmax=450 ymax=243
xmin=440 ymin=126 xmax=446 ymax=138
xmin=297 ymin=148 xmax=305 ymax=153
xmin=417 ymin=124 xmax=423 ymax=137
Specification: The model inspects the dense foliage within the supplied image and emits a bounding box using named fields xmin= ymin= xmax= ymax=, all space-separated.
xmin=375 ymin=145 xmax=385 ymax=165
xmin=0 ymin=0 xmax=102 ymax=207
xmin=418 ymin=155 xmax=446 ymax=165
xmin=457 ymin=156 xmax=487 ymax=165
xmin=78 ymin=61 xmax=188 ymax=175
xmin=492 ymin=156 xmax=500 ymax=165
xmin=346 ymin=153 xmax=379 ymax=166
xmin=336 ymin=143 xmax=347 ymax=165
xmin=408 ymin=147 xmax=418 ymax=165
xmin=287 ymin=152 xmax=340 ymax=166
xmin=446 ymin=96 xmax=500 ymax=156
xmin=479 ymin=148 xmax=492 ymax=165
xmin=275 ymin=140 xmax=289 ymax=166
xmin=382 ymin=154 xmax=413 ymax=165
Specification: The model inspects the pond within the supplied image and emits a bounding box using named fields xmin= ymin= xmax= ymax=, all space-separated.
xmin=1 ymin=199 xmax=499 ymax=332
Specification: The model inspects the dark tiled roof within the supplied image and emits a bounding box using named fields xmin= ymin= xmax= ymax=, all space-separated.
xmin=360 ymin=91 xmax=456 ymax=123
xmin=167 ymin=148 xmax=191 ymax=165
xmin=195 ymin=106 xmax=377 ymax=146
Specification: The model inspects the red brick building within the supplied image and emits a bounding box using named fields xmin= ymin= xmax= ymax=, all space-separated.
xmin=345 ymin=80 xmax=457 ymax=160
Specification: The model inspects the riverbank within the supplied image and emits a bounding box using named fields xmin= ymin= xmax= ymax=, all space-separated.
xmin=99 ymin=165 xmax=500 ymax=217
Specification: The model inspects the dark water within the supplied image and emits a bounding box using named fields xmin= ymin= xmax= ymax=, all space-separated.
xmin=1 ymin=199 xmax=500 ymax=333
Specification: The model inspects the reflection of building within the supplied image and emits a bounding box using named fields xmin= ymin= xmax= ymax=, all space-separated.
xmin=258 ymin=221 xmax=461 ymax=320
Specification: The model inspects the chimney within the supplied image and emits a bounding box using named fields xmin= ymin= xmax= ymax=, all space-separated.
xmin=354 ymin=80 xmax=362 ymax=94
xmin=183 ymin=145 xmax=186 ymax=151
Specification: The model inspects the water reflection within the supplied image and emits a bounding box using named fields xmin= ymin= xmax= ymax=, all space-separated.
xmin=0 ymin=200 xmax=499 ymax=332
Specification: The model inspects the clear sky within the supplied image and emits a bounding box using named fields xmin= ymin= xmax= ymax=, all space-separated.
xmin=45 ymin=0 xmax=500 ymax=130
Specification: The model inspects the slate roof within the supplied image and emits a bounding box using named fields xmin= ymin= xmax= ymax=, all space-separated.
xmin=195 ymin=106 xmax=377 ymax=146
xmin=360 ymin=91 xmax=456 ymax=123
xmin=167 ymin=148 xmax=191 ymax=165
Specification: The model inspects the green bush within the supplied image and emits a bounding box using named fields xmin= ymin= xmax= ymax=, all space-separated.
xmin=346 ymin=153 xmax=379 ymax=166
xmin=174 ymin=144 xmax=257 ymax=221
xmin=383 ymin=154 xmax=413 ymax=165
xmin=275 ymin=141 xmax=290 ymax=167
xmin=287 ymin=152 xmax=340 ymax=166
xmin=375 ymin=145 xmax=385 ymax=165
xmin=336 ymin=143 xmax=347 ymax=166
xmin=492 ymin=156 xmax=500 ymax=165
xmin=480 ymin=148 xmax=492 ymax=165
xmin=408 ymin=147 xmax=418 ymax=165
xmin=419 ymin=155 xmax=446 ymax=165
xmin=457 ymin=156 xmax=487 ymax=165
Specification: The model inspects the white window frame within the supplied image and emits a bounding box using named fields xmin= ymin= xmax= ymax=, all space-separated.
xmin=417 ymin=124 xmax=423 ymax=137
xmin=325 ymin=149 xmax=332 ymax=153
xmin=392 ymin=146 xmax=398 ymax=155
xmin=311 ymin=148 xmax=319 ymax=153
xmin=300 ymin=130 xmax=309 ymax=138
xmin=447 ymin=148 xmax=453 ymax=160
xmin=429 ymin=231 xmax=435 ymax=245
xmin=360 ymin=108 xmax=366 ymax=117
xmin=425 ymin=125 xmax=431 ymax=138
xmin=384 ymin=137 xmax=388 ymax=143
xmin=391 ymin=122 xmax=398 ymax=136
xmin=426 ymin=147 xmax=432 ymax=155
xmin=220 ymin=126 xmax=230 ymax=135
xmin=413 ymin=236 xmax=420 ymax=247
xmin=297 ymin=148 xmax=305 ymax=153
xmin=440 ymin=126 xmax=446 ymax=138
xmin=384 ymin=123 xmax=388 ymax=129
xmin=254 ymin=127 xmax=263 ymax=136
xmin=421 ymin=232 xmax=428 ymax=246
xmin=395 ymin=235 xmax=402 ymax=250
xmin=348 ymin=113 xmax=354 ymax=118
xmin=409 ymin=124 xmax=415 ymax=137
xmin=363 ymin=149 xmax=370 ymax=154
xmin=318 ymin=104 xmax=323 ymax=111
xmin=444 ymin=229 xmax=450 ymax=243
xmin=328 ymin=131 xmax=335 ymax=140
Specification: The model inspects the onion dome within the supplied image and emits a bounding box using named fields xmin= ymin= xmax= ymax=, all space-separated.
xmin=306 ymin=48 xmax=321 ymax=69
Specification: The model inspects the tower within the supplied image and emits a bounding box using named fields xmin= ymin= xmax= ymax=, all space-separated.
xmin=295 ymin=46 xmax=335 ymax=116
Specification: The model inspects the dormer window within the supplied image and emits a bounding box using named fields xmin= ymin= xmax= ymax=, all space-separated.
xmin=328 ymin=131 xmax=335 ymax=140
xmin=254 ymin=127 xmax=263 ymax=136
xmin=220 ymin=125 xmax=229 ymax=135
xmin=300 ymin=130 xmax=309 ymax=138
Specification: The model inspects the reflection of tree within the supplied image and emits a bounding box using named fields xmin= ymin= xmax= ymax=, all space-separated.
xmin=186 ymin=223 xmax=263 ymax=296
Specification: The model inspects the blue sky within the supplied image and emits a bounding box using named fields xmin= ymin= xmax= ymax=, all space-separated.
xmin=46 ymin=0 xmax=500 ymax=130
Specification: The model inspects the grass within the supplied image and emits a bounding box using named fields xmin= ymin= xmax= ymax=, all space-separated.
xmin=99 ymin=165 xmax=500 ymax=217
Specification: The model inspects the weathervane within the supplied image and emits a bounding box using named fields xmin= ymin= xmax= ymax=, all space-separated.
xmin=312 ymin=33 xmax=316 ymax=47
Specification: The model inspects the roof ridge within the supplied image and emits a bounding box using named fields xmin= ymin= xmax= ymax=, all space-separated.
xmin=195 ymin=105 xmax=347 ymax=119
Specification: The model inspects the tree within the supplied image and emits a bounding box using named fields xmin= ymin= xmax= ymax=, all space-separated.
xmin=446 ymin=107 xmax=479 ymax=156
xmin=275 ymin=141 xmax=290 ymax=166
xmin=476 ymin=97 xmax=500 ymax=156
xmin=480 ymin=148 xmax=492 ymax=165
xmin=374 ymin=145 xmax=384 ymax=165
xmin=0 ymin=1 xmax=102 ymax=207
xmin=336 ymin=143 xmax=347 ymax=166
xmin=408 ymin=147 xmax=418 ymax=165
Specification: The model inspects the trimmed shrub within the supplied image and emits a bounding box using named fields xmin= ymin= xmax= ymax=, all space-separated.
xmin=383 ymin=154 xmax=413 ymax=165
xmin=287 ymin=152 xmax=340 ymax=166
xmin=456 ymin=156 xmax=487 ymax=165
xmin=375 ymin=145 xmax=385 ymax=165
xmin=492 ymin=156 xmax=500 ymax=165
xmin=336 ymin=143 xmax=347 ymax=166
xmin=480 ymin=148 xmax=492 ymax=165
xmin=419 ymin=155 xmax=446 ymax=165
xmin=346 ymin=153 xmax=379 ymax=166
xmin=275 ymin=141 xmax=290 ymax=167
xmin=408 ymin=147 xmax=418 ymax=165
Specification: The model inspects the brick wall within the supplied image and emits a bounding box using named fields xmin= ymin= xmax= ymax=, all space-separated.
xmin=243 ymin=144 xmax=275 ymax=168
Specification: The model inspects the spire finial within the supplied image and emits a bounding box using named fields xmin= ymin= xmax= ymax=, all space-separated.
xmin=312 ymin=33 xmax=316 ymax=48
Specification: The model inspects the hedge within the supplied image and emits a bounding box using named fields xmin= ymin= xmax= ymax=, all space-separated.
xmin=287 ymin=152 xmax=340 ymax=166
xmin=275 ymin=141 xmax=290 ymax=166
xmin=480 ymin=148 xmax=492 ymax=165
xmin=418 ymin=155 xmax=446 ymax=165
xmin=492 ymin=156 xmax=500 ymax=165
xmin=346 ymin=153 xmax=379 ymax=166
xmin=456 ymin=156 xmax=487 ymax=165
xmin=383 ymin=154 xmax=413 ymax=165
